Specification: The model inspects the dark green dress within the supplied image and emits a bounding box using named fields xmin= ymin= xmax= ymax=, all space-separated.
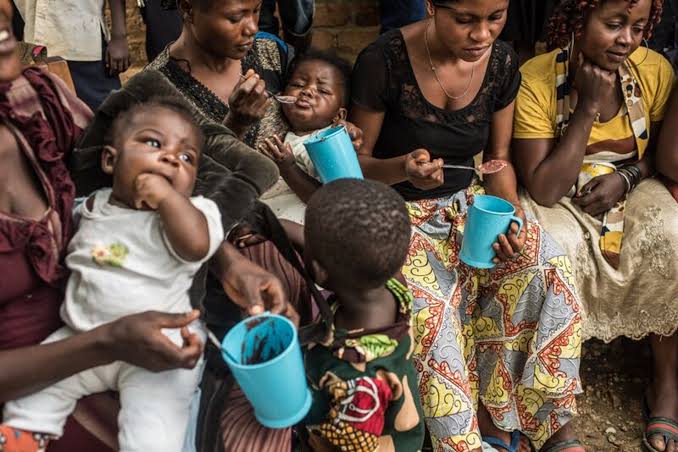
xmin=302 ymin=279 xmax=425 ymax=452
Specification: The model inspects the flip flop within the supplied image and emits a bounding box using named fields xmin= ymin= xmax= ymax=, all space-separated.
xmin=540 ymin=439 xmax=586 ymax=452
xmin=643 ymin=417 xmax=678 ymax=452
xmin=484 ymin=430 xmax=521 ymax=452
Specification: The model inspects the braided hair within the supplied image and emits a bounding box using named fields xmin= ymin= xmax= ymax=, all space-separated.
xmin=546 ymin=0 xmax=664 ymax=50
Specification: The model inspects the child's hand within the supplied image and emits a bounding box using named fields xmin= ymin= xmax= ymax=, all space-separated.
xmin=133 ymin=173 xmax=176 ymax=210
xmin=259 ymin=135 xmax=295 ymax=171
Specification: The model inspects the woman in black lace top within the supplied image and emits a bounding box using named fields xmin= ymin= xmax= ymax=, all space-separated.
xmin=350 ymin=1 xmax=584 ymax=451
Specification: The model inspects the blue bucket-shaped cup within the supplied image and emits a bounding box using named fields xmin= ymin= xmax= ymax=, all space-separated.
xmin=460 ymin=195 xmax=524 ymax=269
xmin=221 ymin=313 xmax=312 ymax=428
xmin=304 ymin=126 xmax=363 ymax=183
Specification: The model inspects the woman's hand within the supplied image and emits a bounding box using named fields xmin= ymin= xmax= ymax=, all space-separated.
xmin=105 ymin=36 xmax=130 ymax=76
xmin=100 ymin=310 xmax=204 ymax=372
xmin=225 ymin=69 xmax=271 ymax=135
xmin=573 ymin=54 xmax=617 ymax=116
xmin=228 ymin=223 xmax=267 ymax=248
xmin=333 ymin=118 xmax=364 ymax=152
xmin=405 ymin=149 xmax=444 ymax=190
xmin=572 ymin=172 xmax=626 ymax=216
xmin=220 ymin=247 xmax=300 ymax=325
xmin=260 ymin=135 xmax=295 ymax=172
xmin=492 ymin=205 xmax=527 ymax=263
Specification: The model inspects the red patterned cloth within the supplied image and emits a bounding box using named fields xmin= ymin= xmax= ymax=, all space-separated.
xmin=0 ymin=68 xmax=111 ymax=452
xmin=0 ymin=67 xmax=91 ymax=350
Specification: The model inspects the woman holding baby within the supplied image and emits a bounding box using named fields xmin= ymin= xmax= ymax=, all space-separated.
xmin=0 ymin=0 xmax=297 ymax=450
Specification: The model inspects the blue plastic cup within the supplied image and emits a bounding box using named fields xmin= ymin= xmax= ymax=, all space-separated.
xmin=304 ymin=126 xmax=364 ymax=183
xmin=221 ymin=313 xmax=312 ymax=429
xmin=460 ymin=195 xmax=524 ymax=269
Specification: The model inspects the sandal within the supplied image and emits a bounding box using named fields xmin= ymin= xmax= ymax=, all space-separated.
xmin=643 ymin=417 xmax=678 ymax=452
xmin=540 ymin=439 xmax=585 ymax=452
xmin=484 ymin=430 xmax=521 ymax=452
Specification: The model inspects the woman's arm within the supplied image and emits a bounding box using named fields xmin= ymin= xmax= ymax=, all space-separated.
xmin=350 ymin=105 xmax=408 ymax=185
xmin=482 ymin=101 xmax=527 ymax=262
xmin=0 ymin=310 xmax=203 ymax=403
xmin=657 ymin=85 xmax=678 ymax=182
xmin=512 ymin=105 xmax=596 ymax=207
xmin=350 ymin=104 xmax=443 ymax=188
xmin=210 ymin=241 xmax=299 ymax=325
xmin=483 ymin=102 xmax=520 ymax=205
xmin=512 ymin=58 xmax=617 ymax=206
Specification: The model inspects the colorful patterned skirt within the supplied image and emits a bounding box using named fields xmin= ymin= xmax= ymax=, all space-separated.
xmin=402 ymin=187 xmax=583 ymax=451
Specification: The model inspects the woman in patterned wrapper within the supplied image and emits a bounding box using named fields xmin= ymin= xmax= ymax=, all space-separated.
xmin=512 ymin=1 xmax=677 ymax=451
xmin=349 ymin=0 xmax=585 ymax=451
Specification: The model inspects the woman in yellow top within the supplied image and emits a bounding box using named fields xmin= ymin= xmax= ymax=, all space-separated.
xmin=512 ymin=1 xmax=677 ymax=451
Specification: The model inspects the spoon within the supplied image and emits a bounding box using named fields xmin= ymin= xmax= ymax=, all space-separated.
xmin=441 ymin=159 xmax=508 ymax=175
xmin=204 ymin=325 xmax=240 ymax=364
xmin=239 ymin=75 xmax=297 ymax=104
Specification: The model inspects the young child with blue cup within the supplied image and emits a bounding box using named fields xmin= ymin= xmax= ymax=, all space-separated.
xmin=298 ymin=179 xmax=425 ymax=451
xmin=258 ymin=50 xmax=352 ymax=224
xmin=1 ymin=98 xmax=223 ymax=452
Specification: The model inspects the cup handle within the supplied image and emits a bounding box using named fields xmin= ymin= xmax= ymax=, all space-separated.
xmin=510 ymin=215 xmax=524 ymax=236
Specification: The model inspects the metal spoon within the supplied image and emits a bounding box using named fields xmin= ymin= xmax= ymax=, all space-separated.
xmin=239 ymin=75 xmax=297 ymax=104
xmin=204 ymin=325 xmax=240 ymax=364
xmin=442 ymin=159 xmax=508 ymax=175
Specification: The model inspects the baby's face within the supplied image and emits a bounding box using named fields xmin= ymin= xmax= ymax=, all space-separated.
xmin=109 ymin=107 xmax=201 ymax=204
xmin=282 ymin=60 xmax=345 ymax=134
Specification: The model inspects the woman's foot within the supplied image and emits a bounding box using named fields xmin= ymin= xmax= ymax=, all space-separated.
xmin=644 ymin=386 xmax=678 ymax=452
xmin=645 ymin=334 xmax=678 ymax=452
xmin=539 ymin=423 xmax=584 ymax=452
xmin=477 ymin=403 xmax=532 ymax=452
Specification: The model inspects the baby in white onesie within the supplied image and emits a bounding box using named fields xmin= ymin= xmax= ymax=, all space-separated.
xmin=3 ymin=98 xmax=223 ymax=452
xmin=259 ymin=50 xmax=353 ymax=224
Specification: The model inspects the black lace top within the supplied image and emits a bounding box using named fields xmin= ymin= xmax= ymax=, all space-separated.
xmin=352 ymin=30 xmax=521 ymax=200
xmin=146 ymin=35 xmax=292 ymax=150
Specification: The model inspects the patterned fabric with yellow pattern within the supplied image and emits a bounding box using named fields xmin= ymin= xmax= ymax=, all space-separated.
xmin=404 ymin=186 xmax=583 ymax=451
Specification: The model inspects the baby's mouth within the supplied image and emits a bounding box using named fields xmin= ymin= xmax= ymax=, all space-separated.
xmin=294 ymin=99 xmax=312 ymax=109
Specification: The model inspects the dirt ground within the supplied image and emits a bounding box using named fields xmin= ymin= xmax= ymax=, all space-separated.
xmin=571 ymin=339 xmax=653 ymax=452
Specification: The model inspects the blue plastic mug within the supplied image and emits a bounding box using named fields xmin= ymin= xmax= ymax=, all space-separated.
xmin=460 ymin=195 xmax=524 ymax=269
xmin=221 ymin=313 xmax=312 ymax=428
xmin=304 ymin=126 xmax=364 ymax=183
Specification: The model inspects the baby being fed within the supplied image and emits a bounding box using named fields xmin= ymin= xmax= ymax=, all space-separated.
xmin=259 ymin=50 xmax=352 ymax=224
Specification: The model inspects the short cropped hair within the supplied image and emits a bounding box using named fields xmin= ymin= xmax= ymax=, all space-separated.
xmin=108 ymin=96 xmax=204 ymax=151
xmin=305 ymin=179 xmax=411 ymax=290
xmin=288 ymin=49 xmax=353 ymax=106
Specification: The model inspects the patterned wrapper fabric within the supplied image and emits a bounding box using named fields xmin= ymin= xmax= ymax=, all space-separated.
xmin=404 ymin=185 xmax=582 ymax=451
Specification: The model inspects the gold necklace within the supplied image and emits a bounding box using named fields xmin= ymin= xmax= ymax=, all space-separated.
xmin=424 ymin=20 xmax=476 ymax=100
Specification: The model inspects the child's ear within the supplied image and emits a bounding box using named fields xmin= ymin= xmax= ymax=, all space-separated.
xmin=101 ymin=145 xmax=118 ymax=175
xmin=334 ymin=108 xmax=348 ymax=122
xmin=310 ymin=259 xmax=329 ymax=287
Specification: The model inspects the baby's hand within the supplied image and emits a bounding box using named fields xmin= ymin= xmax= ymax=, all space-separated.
xmin=134 ymin=173 xmax=175 ymax=210
xmin=259 ymin=135 xmax=295 ymax=171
